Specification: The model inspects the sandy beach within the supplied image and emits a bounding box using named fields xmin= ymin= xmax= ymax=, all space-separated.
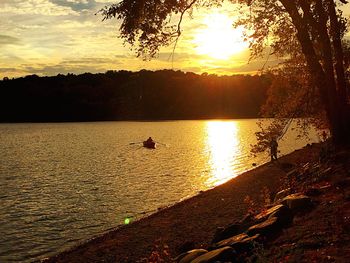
xmin=43 ymin=144 xmax=324 ymax=262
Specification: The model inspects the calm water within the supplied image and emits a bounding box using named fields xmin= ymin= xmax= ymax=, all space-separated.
xmin=0 ymin=120 xmax=320 ymax=262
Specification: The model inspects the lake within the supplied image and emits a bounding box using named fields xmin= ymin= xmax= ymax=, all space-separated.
xmin=0 ymin=120 xmax=320 ymax=262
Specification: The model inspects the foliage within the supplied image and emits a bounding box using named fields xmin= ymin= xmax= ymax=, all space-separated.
xmin=238 ymin=0 xmax=350 ymax=145
xmin=235 ymin=1 xmax=300 ymax=60
xmin=250 ymin=119 xmax=288 ymax=155
xmin=251 ymin=57 xmax=327 ymax=153
xmin=235 ymin=0 xmax=350 ymax=148
xmin=101 ymin=0 xmax=350 ymax=145
xmin=100 ymin=0 xmax=221 ymax=59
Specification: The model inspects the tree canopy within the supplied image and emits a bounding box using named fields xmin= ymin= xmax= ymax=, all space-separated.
xmin=101 ymin=0 xmax=350 ymax=145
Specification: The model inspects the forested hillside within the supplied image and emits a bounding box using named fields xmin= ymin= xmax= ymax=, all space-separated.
xmin=0 ymin=70 xmax=269 ymax=122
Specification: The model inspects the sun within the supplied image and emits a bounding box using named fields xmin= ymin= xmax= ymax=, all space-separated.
xmin=193 ymin=13 xmax=248 ymax=60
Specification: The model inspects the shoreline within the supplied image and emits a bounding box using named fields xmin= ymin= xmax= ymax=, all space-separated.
xmin=44 ymin=144 xmax=322 ymax=262
xmin=0 ymin=118 xmax=260 ymax=124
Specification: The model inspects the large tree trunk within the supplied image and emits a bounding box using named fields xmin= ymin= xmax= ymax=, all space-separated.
xmin=327 ymin=0 xmax=350 ymax=145
xmin=327 ymin=0 xmax=348 ymax=102
xmin=280 ymin=0 xmax=350 ymax=145
xmin=313 ymin=0 xmax=350 ymax=145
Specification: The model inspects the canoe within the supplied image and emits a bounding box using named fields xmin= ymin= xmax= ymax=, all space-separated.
xmin=143 ymin=141 xmax=156 ymax=149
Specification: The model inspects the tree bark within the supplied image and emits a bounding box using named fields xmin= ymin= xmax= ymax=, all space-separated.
xmin=326 ymin=0 xmax=350 ymax=144
xmin=279 ymin=0 xmax=350 ymax=144
xmin=327 ymin=0 xmax=348 ymax=103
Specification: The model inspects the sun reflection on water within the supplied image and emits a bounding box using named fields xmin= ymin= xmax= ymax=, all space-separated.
xmin=205 ymin=121 xmax=240 ymax=187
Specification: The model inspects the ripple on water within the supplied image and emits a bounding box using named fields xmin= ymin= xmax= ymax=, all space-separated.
xmin=0 ymin=121 xmax=320 ymax=262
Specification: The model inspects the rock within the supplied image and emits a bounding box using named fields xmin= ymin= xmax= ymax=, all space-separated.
xmin=176 ymin=249 xmax=208 ymax=263
xmin=211 ymin=224 xmax=241 ymax=243
xmin=213 ymin=233 xmax=260 ymax=253
xmin=239 ymin=213 xmax=255 ymax=226
xmin=281 ymin=193 xmax=312 ymax=212
xmin=213 ymin=233 xmax=247 ymax=248
xmin=254 ymin=204 xmax=291 ymax=223
xmin=190 ymin=246 xmax=235 ymax=263
xmin=268 ymin=205 xmax=293 ymax=227
xmin=247 ymin=216 xmax=281 ymax=237
xmin=254 ymin=204 xmax=293 ymax=227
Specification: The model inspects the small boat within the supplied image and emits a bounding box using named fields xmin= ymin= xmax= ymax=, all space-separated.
xmin=143 ymin=140 xmax=156 ymax=149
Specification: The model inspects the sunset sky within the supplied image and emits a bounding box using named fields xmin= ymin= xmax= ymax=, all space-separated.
xmin=1 ymin=0 xmax=349 ymax=79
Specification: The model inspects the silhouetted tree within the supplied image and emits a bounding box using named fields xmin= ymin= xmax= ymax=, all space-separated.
xmin=0 ymin=70 xmax=268 ymax=122
xmin=100 ymin=0 xmax=350 ymax=144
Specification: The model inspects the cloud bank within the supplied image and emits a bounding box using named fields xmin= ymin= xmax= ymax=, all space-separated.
xmin=0 ymin=1 xmax=284 ymax=78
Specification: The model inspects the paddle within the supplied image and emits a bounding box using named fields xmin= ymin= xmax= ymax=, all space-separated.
xmin=129 ymin=141 xmax=143 ymax=145
xmin=155 ymin=141 xmax=167 ymax=146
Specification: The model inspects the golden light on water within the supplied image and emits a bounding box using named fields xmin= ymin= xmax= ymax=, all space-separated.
xmin=205 ymin=121 xmax=240 ymax=186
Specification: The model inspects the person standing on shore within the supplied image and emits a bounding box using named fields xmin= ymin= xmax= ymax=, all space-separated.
xmin=321 ymin=130 xmax=328 ymax=142
xmin=270 ymin=137 xmax=278 ymax=161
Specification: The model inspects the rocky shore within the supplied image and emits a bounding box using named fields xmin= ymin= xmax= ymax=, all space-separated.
xmin=44 ymin=143 xmax=350 ymax=262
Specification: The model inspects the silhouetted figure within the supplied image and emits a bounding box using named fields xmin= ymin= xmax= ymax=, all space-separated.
xmin=319 ymin=137 xmax=332 ymax=163
xmin=143 ymin=137 xmax=156 ymax=149
xmin=270 ymin=137 xmax=278 ymax=161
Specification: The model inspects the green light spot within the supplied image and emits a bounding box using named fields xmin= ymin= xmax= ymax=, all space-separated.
xmin=124 ymin=218 xmax=131 ymax=225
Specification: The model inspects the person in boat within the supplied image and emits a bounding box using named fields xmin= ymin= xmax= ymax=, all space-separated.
xmin=146 ymin=137 xmax=154 ymax=143
xmin=270 ymin=137 xmax=278 ymax=162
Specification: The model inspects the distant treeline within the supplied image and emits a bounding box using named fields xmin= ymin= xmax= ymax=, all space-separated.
xmin=0 ymin=70 xmax=270 ymax=122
